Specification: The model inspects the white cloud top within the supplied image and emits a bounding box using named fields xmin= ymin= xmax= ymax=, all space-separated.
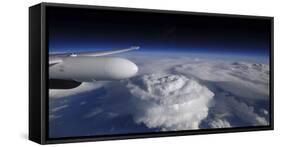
xmin=127 ymin=74 xmax=214 ymax=130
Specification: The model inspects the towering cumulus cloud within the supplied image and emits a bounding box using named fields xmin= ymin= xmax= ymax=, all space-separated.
xmin=127 ymin=74 xmax=214 ymax=131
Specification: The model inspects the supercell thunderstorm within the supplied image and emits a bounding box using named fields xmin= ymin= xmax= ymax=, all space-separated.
xmin=49 ymin=53 xmax=270 ymax=137
xmin=127 ymin=74 xmax=214 ymax=130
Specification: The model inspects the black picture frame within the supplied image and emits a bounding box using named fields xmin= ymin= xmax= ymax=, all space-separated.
xmin=29 ymin=2 xmax=274 ymax=144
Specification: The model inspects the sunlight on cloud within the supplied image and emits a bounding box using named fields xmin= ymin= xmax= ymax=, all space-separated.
xmin=210 ymin=92 xmax=269 ymax=127
xmin=208 ymin=119 xmax=231 ymax=128
xmin=127 ymin=74 xmax=214 ymax=130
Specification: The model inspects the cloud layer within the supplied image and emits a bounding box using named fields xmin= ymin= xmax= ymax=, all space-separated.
xmin=172 ymin=60 xmax=269 ymax=100
xmin=49 ymin=53 xmax=270 ymax=137
xmin=207 ymin=92 xmax=269 ymax=127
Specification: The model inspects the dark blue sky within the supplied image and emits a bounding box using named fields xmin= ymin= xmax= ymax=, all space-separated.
xmin=47 ymin=6 xmax=271 ymax=56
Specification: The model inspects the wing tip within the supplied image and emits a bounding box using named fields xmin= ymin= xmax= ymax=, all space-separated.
xmin=130 ymin=46 xmax=140 ymax=50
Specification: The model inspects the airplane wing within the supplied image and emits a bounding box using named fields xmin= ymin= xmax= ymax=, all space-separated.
xmin=49 ymin=46 xmax=140 ymax=58
xmin=48 ymin=46 xmax=139 ymax=89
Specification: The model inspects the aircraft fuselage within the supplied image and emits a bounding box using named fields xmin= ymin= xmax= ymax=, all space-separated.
xmin=49 ymin=56 xmax=138 ymax=82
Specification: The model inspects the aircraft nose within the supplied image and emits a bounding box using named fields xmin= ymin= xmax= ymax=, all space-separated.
xmin=129 ymin=62 xmax=138 ymax=77
xmin=105 ymin=58 xmax=138 ymax=80
xmin=131 ymin=62 xmax=138 ymax=75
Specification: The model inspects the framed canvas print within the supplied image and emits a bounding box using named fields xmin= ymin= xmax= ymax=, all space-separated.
xmin=29 ymin=2 xmax=274 ymax=144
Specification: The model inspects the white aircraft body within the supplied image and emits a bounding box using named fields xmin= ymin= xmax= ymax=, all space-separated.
xmin=49 ymin=46 xmax=139 ymax=89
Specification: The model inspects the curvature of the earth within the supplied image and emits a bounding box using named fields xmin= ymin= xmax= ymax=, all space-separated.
xmin=49 ymin=52 xmax=270 ymax=138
